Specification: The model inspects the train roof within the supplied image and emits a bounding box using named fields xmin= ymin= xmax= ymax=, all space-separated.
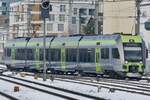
xmin=51 ymin=36 xmax=82 ymax=48
xmin=79 ymin=35 xmax=120 ymax=47
xmin=27 ymin=37 xmax=54 ymax=48
xmin=5 ymin=34 xmax=143 ymax=48
xmin=4 ymin=38 xmax=27 ymax=48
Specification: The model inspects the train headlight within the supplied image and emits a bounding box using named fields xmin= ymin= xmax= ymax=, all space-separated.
xmin=125 ymin=61 xmax=128 ymax=64
xmin=139 ymin=61 xmax=142 ymax=64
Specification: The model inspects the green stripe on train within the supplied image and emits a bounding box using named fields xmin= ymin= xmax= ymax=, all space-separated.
xmin=95 ymin=48 xmax=102 ymax=72
xmin=11 ymin=48 xmax=16 ymax=66
xmin=61 ymin=48 xmax=66 ymax=70
xmin=80 ymin=40 xmax=116 ymax=46
xmin=35 ymin=48 xmax=40 ymax=70
xmin=11 ymin=48 xmax=15 ymax=60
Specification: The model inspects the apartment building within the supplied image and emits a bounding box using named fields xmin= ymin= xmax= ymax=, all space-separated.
xmin=140 ymin=0 xmax=150 ymax=48
xmin=0 ymin=0 xmax=12 ymax=60
xmin=9 ymin=0 xmax=100 ymax=38
xmin=103 ymin=0 xmax=136 ymax=34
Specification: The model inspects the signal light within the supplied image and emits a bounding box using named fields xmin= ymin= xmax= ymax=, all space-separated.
xmin=41 ymin=0 xmax=50 ymax=9
xmin=41 ymin=0 xmax=52 ymax=19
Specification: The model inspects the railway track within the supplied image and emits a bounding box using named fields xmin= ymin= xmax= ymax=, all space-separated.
xmin=0 ymin=75 xmax=106 ymax=100
xmin=0 ymin=91 xmax=19 ymax=100
xmin=34 ymin=74 xmax=150 ymax=96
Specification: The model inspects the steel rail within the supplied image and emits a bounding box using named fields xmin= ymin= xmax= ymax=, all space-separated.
xmin=42 ymin=75 xmax=150 ymax=96
xmin=0 ymin=76 xmax=77 ymax=100
xmin=0 ymin=91 xmax=19 ymax=100
xmin=1 ymin=75 xmax=106 ymax=100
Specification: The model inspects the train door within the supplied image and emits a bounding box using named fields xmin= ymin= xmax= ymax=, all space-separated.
xmin=100 ymin=47 xmax=111 ymax=71
xmin=111 ymin=48 xmax=121 ymax=71
xmin=35 ymin=48 xmax=40 ymax=70
xmin=61 ymin=48 xmax=66 ymax=71
xmin=95 ymin=48 xmax=102 ymax=73
xmin=11 ymin=45 xmax=16 ymax=67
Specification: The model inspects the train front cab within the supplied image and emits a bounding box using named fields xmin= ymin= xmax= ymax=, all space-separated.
xmin=121 ymin=35 xmax=146 ymax=78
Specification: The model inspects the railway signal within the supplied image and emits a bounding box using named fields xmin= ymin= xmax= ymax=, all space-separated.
xmin=41 ymin=0 xmax=52 ymax=19
xmin=41 ymin=0 xmax=51 ymax=81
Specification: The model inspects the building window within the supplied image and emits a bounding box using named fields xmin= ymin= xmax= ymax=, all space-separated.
xmin=2 ymin=11 xmax=6 ymax=15
xmin=79 ymin=8 xmax=87 ymax=15
xmin=73 ymin=8 xmax=77 ymax=15
xmin=60 ymin=5 xmax=66 ymax=12
xmin=72 ymin=17 xmax=76 ymax=24
xmin=89 ymin=9 xmax=95 ymax=16
xmin=21 ymin=14 xmax=24 ymax=21
xmin=59 ymin=14 xmax=65 ymax=22
xmin=17 ymin=6 xmax=19 ymax=12
xmin=49 ymin=14 xmax=55 ymax=21
xmin=80 ymin=17 xmax=87 ymax=24
xmin=15 ymin=15 xmax=20 ymax=22
xmin=2 ymin=2 xmax=6 ymax=7
xmin=58 ymin=24 xmax=64 ymax=31
xmin=47 ymin=23 xmax=53 ymax=31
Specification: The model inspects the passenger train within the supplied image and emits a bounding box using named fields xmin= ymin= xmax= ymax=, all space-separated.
xmin=3 ymin=34 xmax=148 ymax=78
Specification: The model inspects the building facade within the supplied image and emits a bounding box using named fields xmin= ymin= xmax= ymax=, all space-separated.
xmin=0 ymin=0 xmax=12 ymax=60
xmin=103 ymin=0 xmax=136 ymax=34
xmin=140 ymin=0 xmax=150 ymax=72
xmin=140 ymin=0 xmax=150 ymax=48
xmin=9 ymin=0 xmax=100 ymax=38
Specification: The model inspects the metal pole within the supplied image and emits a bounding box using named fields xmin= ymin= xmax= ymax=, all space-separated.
xmin=68 ymin=0 xmax=73 ymax=34
xmin=25 ymin=42 xmax=28 ymax=68
xmin=95 ymin=0 xmax=99 ymax=35
xmin=43 ymin=18 xmax=46 ymax=81
xmin=27 ymin=0 xmax=31 ymax=36
xmin=136 ymin=0 xmax=142 ymax=35
xmin=79 ymin=13 xmax=81 ymax=34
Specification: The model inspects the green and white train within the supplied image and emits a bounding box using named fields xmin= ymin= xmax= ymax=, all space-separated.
xmin=3 ymin=34 xmax=148 ymax=78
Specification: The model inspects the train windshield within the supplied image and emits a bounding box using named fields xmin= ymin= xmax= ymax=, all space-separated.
xmin=124 ymin=44 xmax=142 ymax=61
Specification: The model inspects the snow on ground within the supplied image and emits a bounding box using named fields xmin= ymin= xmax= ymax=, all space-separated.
xmin=0 ymin=76 xmax=66 ymax=100
xmin=2 ymin=71 xmax=150 ymax=100
xmin=0 ymin=76 xmax=92 ymax=100
xmin=0 ymin=95 xmax=10 ymax=100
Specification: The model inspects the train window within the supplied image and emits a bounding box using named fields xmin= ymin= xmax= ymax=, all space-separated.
xmin=27 ymin=49 xmax=34 ymax=60
xmin=39 ymin=49 xmax=43 ymax=60
xmin=101 ymin=48 xmax=109 ymax=59
xmin=50 ymin=49 xmax=61 ymax=61
xmin=79 ymin=48 xmax=95 ymax=62
xmin=6 ymin=48 xmax=11 ymax=57
xmin=15 ymin=49 xmax=25 ymax=60
xmin=46 ymin=49 xmax=50 ymax=61
xmin=66 ymin=48 xmax=77 ymax=62
xmin=39 ymin=49 xmax=50 ymax=61
xmin=4 ymin=48 xmax=6 ymax=56
xmin=112 ymin=48 xmax=120 ymax=59
xmin=145 ymin=21 xmax=150 ymax=31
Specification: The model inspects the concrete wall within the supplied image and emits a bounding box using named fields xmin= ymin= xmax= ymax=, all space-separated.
xmin=103 ymin=0 xmax=136 ymax=34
